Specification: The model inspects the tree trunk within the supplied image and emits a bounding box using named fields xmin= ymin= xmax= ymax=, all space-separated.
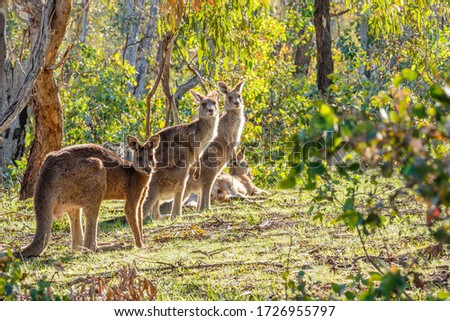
xmin=294 ymin=31 xmax=313 ymax=76
xmin=123 ymin=0 xmax=145 ymax=67
xmin=359 ymin=13 xmax=371 ymax=79
xmin=161 ymin=34 xmax=179 ymax=127
xmin=2 ymin=109 xmax=28 ymax=163
xmin=0 ymin=0 xmax=6 ymax=192
xmin=314 ymin=0 xmax=334 ymax=95
xmin=0 ymin=0 xmax=6 ymax=105
xmin=0 ymin=0 xmax=53 ymax=133
xmin=134 ymin=0 xmax=158 ymax=98
xmin=1 ymin=2 xmax=27 ymax=169
xmin=80 ymin=0 xmax=89 ymax=43
xmin=20 ymin=0 xmax=72 ymax=200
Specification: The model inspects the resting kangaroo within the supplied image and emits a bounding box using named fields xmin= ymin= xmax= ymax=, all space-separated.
xmin=19 ymin=135 xmax=160 ymax=257
xmin=183 ymin=80 xmax=246 ymax=211
xmin=142 ymin=90 xmax=219 ymax=220
xmin=213 ymin=148 xmax=268 ymax=200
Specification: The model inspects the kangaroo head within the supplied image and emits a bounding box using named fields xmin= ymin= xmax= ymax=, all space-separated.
xmin=126 ymin=135 xmax=160 ymax=174
xmin=191 ymin=90 xmax=219 ymax=119
xmin=229 ymin=147 xmax=251 ymax=177
xmin=217 ymin=80 xmax=245 ymax=111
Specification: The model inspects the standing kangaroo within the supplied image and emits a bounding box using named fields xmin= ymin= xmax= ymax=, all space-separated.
xmin=142 ymin=91 xmax=219 ymax=220
xmin=18 ymin=135 xmax=160 ymax=257
xmin=183 ymin=80 xmax=246 ymax=212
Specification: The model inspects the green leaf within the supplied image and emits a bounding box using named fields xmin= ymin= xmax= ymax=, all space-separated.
xmin=393 ymin=75 xmax=403 ymax=87
xmin=332 ymin=283 xmax=345 ymax=295
xmin=437 ymin=291 xmax=450 ymax=299
xmin=364 ymin=213 xmax=382 ymax=227
xmin=401 ymin=69 xmax=418 ymax=81
xmin=348 ymin=163 xmax=360 ymax=171
xmin=429 ymin=84 xmax=450 ymax=105
xmin=279 ymin=176 xmax=296 ymax=189
xmin=412 ymin=104 xmax=427 ymax=118
xmin=343 ymin=196 xmax=355 ymax=212
xmin=345 ymin=291 xmax=356 ymax=300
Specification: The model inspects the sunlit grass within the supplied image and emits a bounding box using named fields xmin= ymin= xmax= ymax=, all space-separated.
xmin=0 ymin=174 xmax=448 ymax=300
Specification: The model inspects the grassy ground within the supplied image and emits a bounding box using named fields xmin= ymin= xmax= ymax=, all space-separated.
xmin=0 ymin=174 xmax=448 ymax=300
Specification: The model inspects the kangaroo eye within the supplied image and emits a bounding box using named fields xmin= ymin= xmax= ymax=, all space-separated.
xmin=202 ymin=103 xmax=207 ymax=108
xmin=228 ymin=97 xmax=233 ymax=101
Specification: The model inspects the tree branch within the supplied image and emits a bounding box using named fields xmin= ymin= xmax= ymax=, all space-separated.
xmin=173 ymin=75 xmax=201 ymax=108
xmin=331 ymin=9 xmax=350 ymax=17
xmin=145 ymin=31 xmax=173 ymax=139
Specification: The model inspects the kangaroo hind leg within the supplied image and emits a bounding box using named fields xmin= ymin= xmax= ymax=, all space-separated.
xmin=67 ymin=208 xmax=84 ymax=251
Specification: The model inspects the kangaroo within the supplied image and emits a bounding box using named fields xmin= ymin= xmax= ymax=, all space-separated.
xmin=200 ymin=147 xmax=268 ymax=202
xmin=226 ymin=148 xmax=268 ymax=196
xmin=142 ymin=91 xmax=219 ymax=220
xmin=149 ymin=149 xmax=267 ymax=213
xmin=18 ymin=135 xmax=160 ymax=257
xmin=182 ymin=80 xmax=246 ymax=212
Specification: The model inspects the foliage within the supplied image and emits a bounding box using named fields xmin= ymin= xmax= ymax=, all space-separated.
xmin=61 ymin=44 xmax=149 ymax=144
xmin=0 ymin=251 xmax=156 ymax=301
xmin=0 ymin=250 xmax=69 ymax=301
xmin=0 ymin=250 xmax=25 ymax=300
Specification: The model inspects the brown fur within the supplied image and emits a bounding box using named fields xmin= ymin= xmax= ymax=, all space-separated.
xmin=18 ymin=135 xmax=160 ymax=257
xmin=183 ymin=80 xmax=246 ymax=211
xmin=142 ymin=91 xmax=220 ymax=220
xmin=211 ymin=148 xmax=268 ymax=200
xmin=154 ymin=149 xmax=267 ymax=213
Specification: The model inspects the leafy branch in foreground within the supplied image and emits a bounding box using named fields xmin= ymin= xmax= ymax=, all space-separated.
xmin=282 ymin=72 xmax=450 ymax=300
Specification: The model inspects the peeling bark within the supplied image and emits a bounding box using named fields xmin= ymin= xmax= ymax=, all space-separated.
xmin=0 ymin=0 xmax=6 ymax=191
xmin=0 ymin=0 xmax=52 ymax=133
xmin=20 ymin=0 xmax=72 ymax=200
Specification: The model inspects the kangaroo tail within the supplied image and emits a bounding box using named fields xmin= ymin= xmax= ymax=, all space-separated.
xmin=18 ymin=187 xmax=54 ymax=258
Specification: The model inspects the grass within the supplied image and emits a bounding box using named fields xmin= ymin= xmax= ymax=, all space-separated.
xmin=0 ymin=174 xmax=449 ymax=300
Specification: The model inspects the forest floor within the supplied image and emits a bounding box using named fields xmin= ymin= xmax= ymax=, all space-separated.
xmin=1 ymin=174 xmax=449 ymax=300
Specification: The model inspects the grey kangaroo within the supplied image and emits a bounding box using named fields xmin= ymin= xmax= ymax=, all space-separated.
xmin=18 ymin=135 xmax=160 ymax=257
xmin=142 ymin=90 xmax=220 ymax=220
xmin=183 ymin=80 xmax=246 ymax=212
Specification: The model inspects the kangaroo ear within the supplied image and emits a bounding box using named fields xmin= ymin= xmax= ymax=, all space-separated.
xmin=237 ymin=146 xmax=246 ymax=160
xmin=191 ymin=90 xmax=205 ymax=103
xmin=209 ymin=91 xmax=218 ymax=99
xmin=147 ymin=135 xmax=160 ymax=149
xmin=232 ymin=80 xmax=245 ymax=94
xmin=217 ymin=81 xmax=229 ymax=95
xmin=126 ymin=135 xmax=141 ymax=151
